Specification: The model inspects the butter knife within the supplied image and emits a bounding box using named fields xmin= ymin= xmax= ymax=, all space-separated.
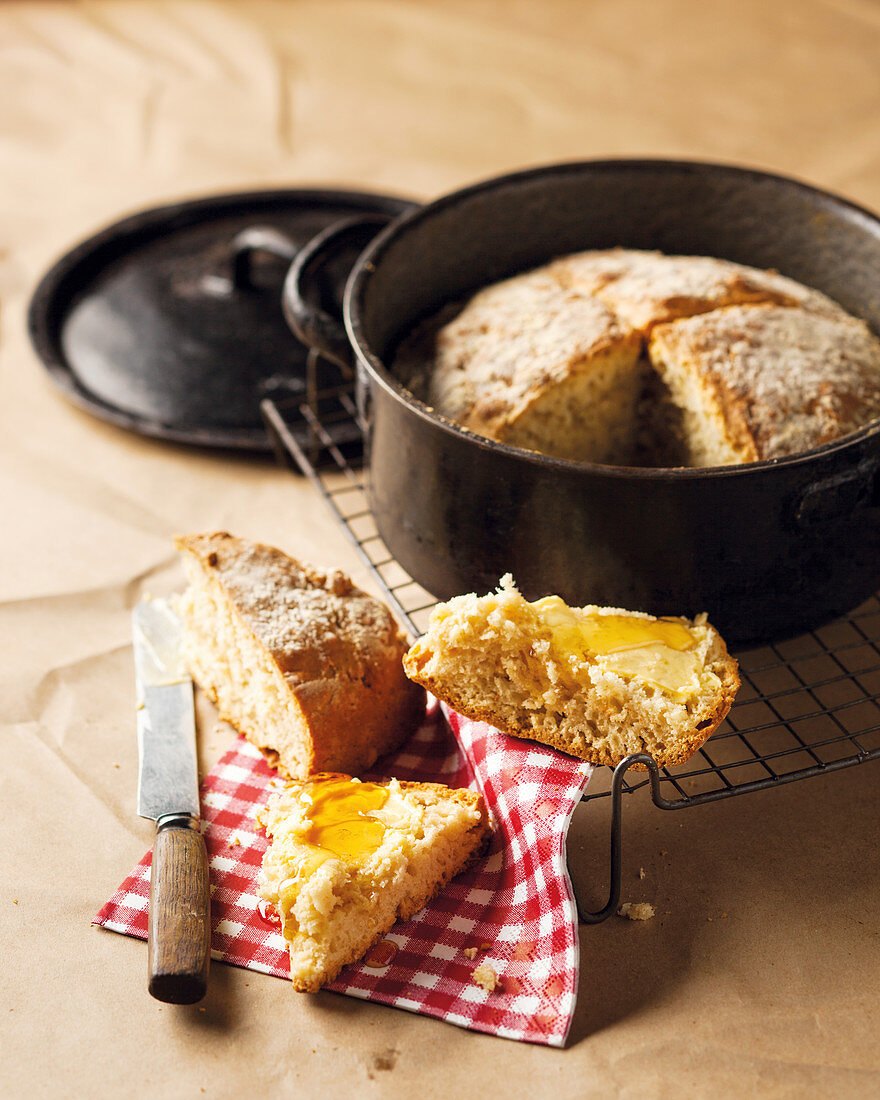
xmin=133 ymin=598 xmax=210 ymax=1004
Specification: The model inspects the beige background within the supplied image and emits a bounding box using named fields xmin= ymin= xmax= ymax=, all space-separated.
xmin=2 ymin=1 xmax=880 ymax=1096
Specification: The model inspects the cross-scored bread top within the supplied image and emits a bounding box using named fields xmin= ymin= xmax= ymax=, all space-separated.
xmin=394 ymin=248 xmax=880 ymax=467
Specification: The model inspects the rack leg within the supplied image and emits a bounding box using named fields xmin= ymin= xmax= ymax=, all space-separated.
xmin=262 ymin=399 xmax=296 ymax=473
xmin=575 ymin=753 xmax=660 ymax=924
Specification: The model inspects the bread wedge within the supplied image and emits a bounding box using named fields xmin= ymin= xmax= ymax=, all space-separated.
xmin=396 ymin=269 xmax=643 ymax=464
xmin=174 ymin=532 xmax=425 ymax=778
xmin=403 ymin=576 xmax=739 ymax=768
xmin=258 ymin=773 xmax=491 ymax=991
xmin=648 ymin=303 xmax=880 ymax=465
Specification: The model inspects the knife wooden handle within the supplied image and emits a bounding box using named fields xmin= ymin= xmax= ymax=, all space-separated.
xmin=148 ymin=816 xmax=211 ymax=1004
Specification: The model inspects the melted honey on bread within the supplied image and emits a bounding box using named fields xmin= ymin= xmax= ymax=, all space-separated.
xmin=531 ymin=595 xmax=701 ymax=701
xmin=295 ymin=775 xmax=389 ymax=877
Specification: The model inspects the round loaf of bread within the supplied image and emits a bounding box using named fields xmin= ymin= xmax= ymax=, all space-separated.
xmin=394 ymin=248 xmax=880 ymax=467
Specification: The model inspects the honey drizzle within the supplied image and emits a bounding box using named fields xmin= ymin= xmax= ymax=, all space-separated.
xmin=295 ymin=775 xmax=390 ymax=876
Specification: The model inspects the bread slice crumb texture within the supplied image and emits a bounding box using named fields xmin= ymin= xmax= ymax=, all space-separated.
xmin=258 ymin=774 xmax=491 ymax=991
xmin=403 ymin=576 xmax=739 ymax=768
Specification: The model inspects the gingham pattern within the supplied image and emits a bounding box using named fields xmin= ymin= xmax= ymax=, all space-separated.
xmin=95 ymin=703 xmax=592 ymax=1046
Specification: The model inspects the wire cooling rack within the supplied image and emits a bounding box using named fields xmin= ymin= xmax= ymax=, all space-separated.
xmin=261 ymin=372 xmax=880 ymax=922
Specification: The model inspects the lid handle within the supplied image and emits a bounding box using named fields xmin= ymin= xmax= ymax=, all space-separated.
xmin=229 ymin=225 xmax=300 ymax=290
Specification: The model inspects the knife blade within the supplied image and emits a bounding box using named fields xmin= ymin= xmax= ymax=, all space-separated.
xmin=133 ymin=598 xmax=210 ymax=1004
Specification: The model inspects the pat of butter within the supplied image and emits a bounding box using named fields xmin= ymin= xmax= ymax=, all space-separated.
xmin=531 ymin=595 xmax=701 ymax=701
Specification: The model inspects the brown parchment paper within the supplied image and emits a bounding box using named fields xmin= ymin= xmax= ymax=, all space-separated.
xmin=2 ymin=1 xmax=880 ymax=1096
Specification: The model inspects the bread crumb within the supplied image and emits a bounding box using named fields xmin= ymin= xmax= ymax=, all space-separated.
xmin=12 ymin=898 xmax=19 ymax=905
xmin=472 ymin=962 xmax=501 ymax=992
xmin=480 ymin=942 xmax=492 ymax=950
xmin=463 ymin=947 xmax=479 ymax=959
xmin=638 ymin=867 xmax=646 ymax=879
xmin=617 ymin=901 xmax=656 ymax=921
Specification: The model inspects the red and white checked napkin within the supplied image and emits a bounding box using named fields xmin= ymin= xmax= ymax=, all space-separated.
xmin=95 ymin=702 xmax=591 ymax=1046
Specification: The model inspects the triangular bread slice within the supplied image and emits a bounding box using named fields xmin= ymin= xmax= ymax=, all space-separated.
xmin=258 ymin=773 xmax=491 ymax=991
xmin=403 ymin=576 xmax=739 ymax=769
xmin=174 ymin=532 xmax=425 ymax=778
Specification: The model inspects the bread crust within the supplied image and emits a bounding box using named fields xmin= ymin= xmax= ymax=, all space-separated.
xmin=550 ymin=247 xmax=849 ymax=335
xmin=175 ymin=532 xmax=426 ymax=778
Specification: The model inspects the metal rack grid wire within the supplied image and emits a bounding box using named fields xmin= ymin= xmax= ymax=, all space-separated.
xmin=261 ymin=376 xmax=880 ymax=918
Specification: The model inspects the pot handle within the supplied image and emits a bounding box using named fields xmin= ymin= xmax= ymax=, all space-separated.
xmin=793 ymin=454 xmax=880 ymax=529
xmin=282 ymin=214 xmax=394 ymax=373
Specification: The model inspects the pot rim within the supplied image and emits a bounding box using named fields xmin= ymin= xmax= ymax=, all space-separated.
xmin=343 ymin=156 xmax=880 ymax=481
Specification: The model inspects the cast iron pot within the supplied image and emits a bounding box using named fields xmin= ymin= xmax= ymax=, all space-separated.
xmin=285 ymin=160 xmax=880 ymax=645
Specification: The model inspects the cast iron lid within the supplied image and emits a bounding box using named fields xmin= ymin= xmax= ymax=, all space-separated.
xmin=28 ymin=188 xmax=417 ymax=451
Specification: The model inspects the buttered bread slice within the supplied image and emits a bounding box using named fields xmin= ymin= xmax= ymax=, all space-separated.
xmin=258 ymin=774 xmax=491 ymax=991
xmin=403 ymin=576 xmax=739 ymax=768
xmin=175 ymin=533 xmax=425 ymax=779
